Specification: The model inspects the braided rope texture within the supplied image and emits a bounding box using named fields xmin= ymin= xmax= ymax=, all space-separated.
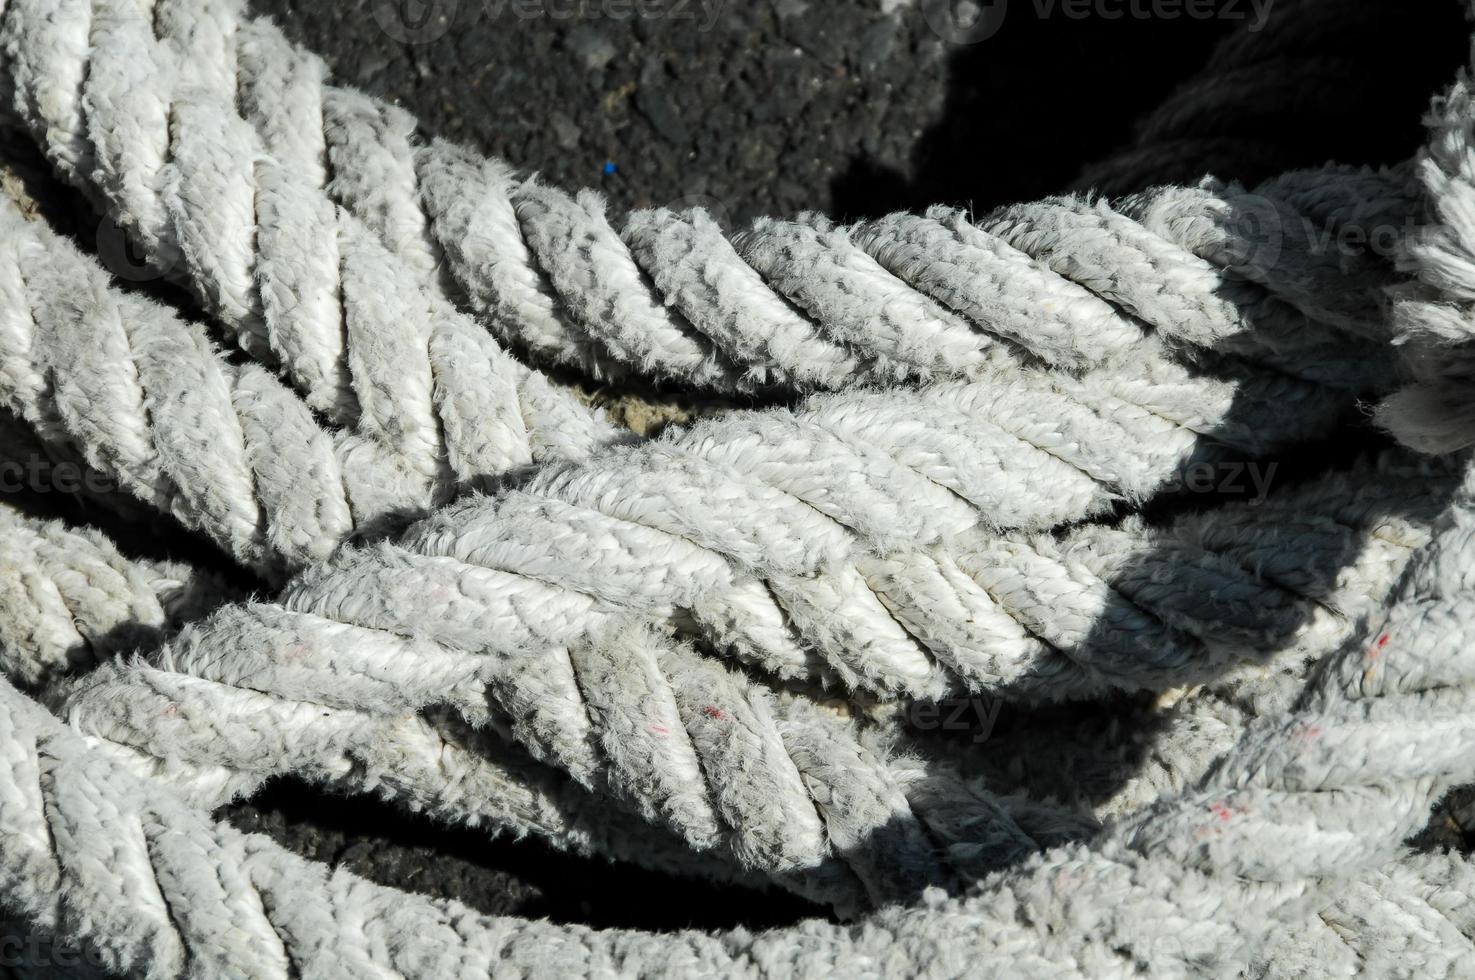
xmin=0 ymin=0 xmax=1396 ymax=400
xmin=0 ymin=191 xmax=628 ymax=579
xmin=13 ymin=666 xmax=1475 ymax=980
xmin=1 ymin=0 xmax=1475 ymax=975
xmin=0 ymin=503 xmax=228 ymax=687
xmin=44 ymin=452 xmax=1453 ymax=910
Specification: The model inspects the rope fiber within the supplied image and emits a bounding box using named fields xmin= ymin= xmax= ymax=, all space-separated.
xmin=1 ymin=0 xmax=1475 ymax=975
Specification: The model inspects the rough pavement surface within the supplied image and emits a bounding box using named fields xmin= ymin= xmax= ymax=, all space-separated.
xmin=253 ymin=0 xmax=1465 ymax=223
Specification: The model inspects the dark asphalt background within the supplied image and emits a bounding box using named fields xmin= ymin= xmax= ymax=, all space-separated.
xmin=254 ymin=0 xmax=1465 ymax=224
xmin=3 ymin=0 xmax=1472 ymax=955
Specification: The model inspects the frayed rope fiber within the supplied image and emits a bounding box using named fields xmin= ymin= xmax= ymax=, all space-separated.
xmin=5 ymin=0 xmax=1475 ymax=976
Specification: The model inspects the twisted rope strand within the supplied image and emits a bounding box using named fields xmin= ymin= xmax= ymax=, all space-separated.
xmin=0 ymin=506 xmax=822 ymax=905
xmin=1376 ymin=38 xmax=1475 ymax=453
xmin=60 ymin=613 xmax=1038 ymax=910
xmin=0 ymin=0 xmax=620 ymax=489
xmin=0 ymin=0 xmax=1397 ymax=396
xmin=937 ymin=453 xmax=1457 ymax=831
xmin=19 ymin=652 xmax=1475 ymax=980
xmin=1117 ymin=460 xmax=1475 ymax=882
xmin=0 ymin=503 xmax=229 ymax=687
xmin=0 ymin=672 xmax=1360 ymax=979
xmin=49 ymin=452 xmax=1448 ymax=914
xmin=0 ymin=189 xmax=628 ymax=577
xmin=0 ymin=0 xmax=1470 ymax=973
xmin=0 ymin=144 xmax=1387 ymax=697
xmin=0 ymin=162 xmax=1387 ymax=706
xmin=0 ymin=150 xmax=1382 ymax=595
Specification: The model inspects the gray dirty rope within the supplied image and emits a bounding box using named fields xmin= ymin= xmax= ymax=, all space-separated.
xmin=1 ymin=0 xmax=1474 ymax=975
xmin=62 ymin=615 xmax=1039 ymax=912
xmin=0 ymin=0 xmax=618 ymax=495
xmin=0 ymin=509 xmax=830 ymax=903
xmin=0 ymin=151 xmax=1389 ymax=708
xmin=0 ymin=676 xmax=1387 ymax=979
xmin=0 ymin=167 xmax=1382 ymax=591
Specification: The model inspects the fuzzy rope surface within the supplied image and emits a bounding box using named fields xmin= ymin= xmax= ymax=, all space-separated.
xmin=1 ymin=0 xmax=1475 ymax=974
xmin=0 ymin=0 xmax=1395 ymax=396
xmin=0 ymin=508 xmax=817 ymax=899
xmin=0 ymin=156 xmax=1385 ymax=594
xmin=0 ymin=158 xmax=1391 ymax=698
xmin=52 ymin=451 xmax=1453 ymax=914
xmin=0 ymin=0 xmax=620 ymax=497
xmin=13 ymin=545 xmax=1475 ymax=978
xmin=0 ymin=191 xmax=624 ymax=577
xmin=0 ymin=503 xmax=228 ymax=687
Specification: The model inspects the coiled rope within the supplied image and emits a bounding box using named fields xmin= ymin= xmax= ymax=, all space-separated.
xmin=0 ymin=0 xmax=1395 ymax=395
xmin=11 ymin=471 xmax=1475 ymax=974
xmin=0 ymin=167 xmax=1388 ymax=699
xmin=47 ymin=450 xmax=1452 ymax=910
xmin=0 ymin=0 xmax=1473 ymax=974
xmin=0 ymin=190 xmax=622 ymax=577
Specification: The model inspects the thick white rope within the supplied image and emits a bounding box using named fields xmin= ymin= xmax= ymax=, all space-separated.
xmin=12 ymin=543 xmax=1475 ymax=980
xmin=0 ymin=191 xmax=626 ymax=577
xmin=47 ymin=449 xmax=1449 ymax=913
xmin=23 ymin=327 xmax=1416 ymax=909
xmin=0 ymin=674 xmax=1382 ymax=978
xmin=0 ymin=167 xmax=1390 ymax=701
xmin=0 ymin=502 xmax=228 ymax=688
xmin=1378 ymin=31 xmax=1475 ymax=454
xmin=0 ymin=0 xmax=1396 ymax=395
xmin=1113 ymin=459 xmax=1475 ymax=882
xmin=0 ymin=0 xmax=622 ymax=498
xmin=0 ymin=0 xmax=1470 ymax=972
xmin=1243 ymin=848 xmax=1475 ymax=977
xmin=0 ymin=150 xmax=1391 ymax=605
xmin=906 ymin=451 xmax=1460 ymax=822
xmin=60 ymin=617 xmax=1043 ymax=911
xmin=0 ymin=507 xmax=827 ymax=902
xmin=10 ymin=461 xmax=1475 ymax=977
